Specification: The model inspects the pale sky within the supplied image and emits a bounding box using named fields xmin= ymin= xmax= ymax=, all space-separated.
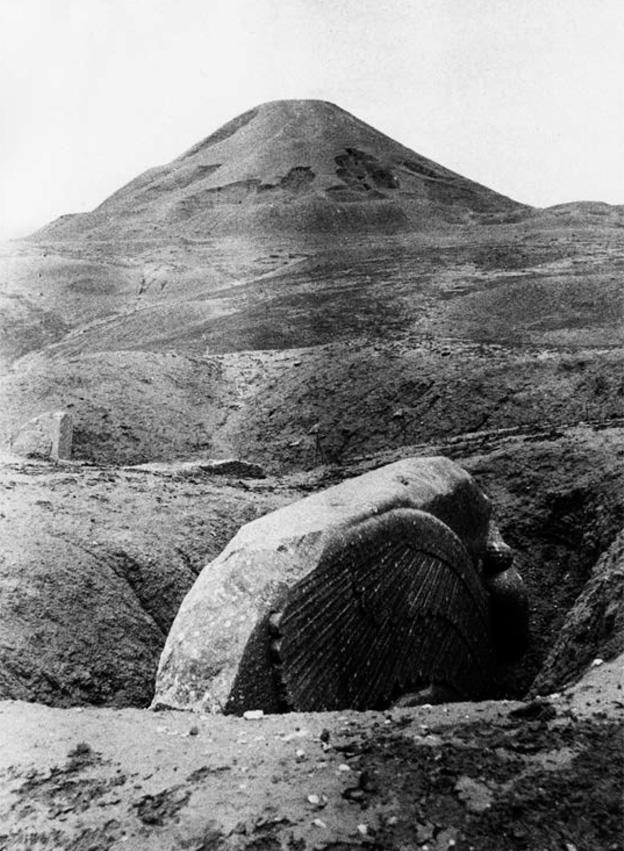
xmin=1 ymin=0 xmax=623 ymax=240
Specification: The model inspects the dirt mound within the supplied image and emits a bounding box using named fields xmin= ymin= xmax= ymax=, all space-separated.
xmin=531 ymin=200 xmax=624 ymax=227
xmin=32 ymin=100 xmax=526 ymax=242
xmin=215 ymin=343 xmax=624 ymax=475
xmin=3 ymin=339 xmax=622 ymax=470
xmin=0 ymin=350 xmax=232 ymax=465
xmin=0 ymin=457 xmax=302 ymax=707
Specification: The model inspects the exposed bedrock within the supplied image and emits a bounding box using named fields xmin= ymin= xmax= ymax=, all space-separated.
xmin=153 ymin=456 xmax=527 ymax=714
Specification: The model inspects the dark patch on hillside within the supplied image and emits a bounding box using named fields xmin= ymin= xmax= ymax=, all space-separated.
xmin=402 ymin=158 xmax=449 ymax=181
xmin=279 ymin=166 xmax=315 ymax=192
xmin=335 ymin=148 xmax=399 ymax=192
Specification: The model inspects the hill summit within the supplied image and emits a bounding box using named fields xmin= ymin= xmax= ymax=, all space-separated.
xmin=36 ymin=100 xmax=527 ymax=240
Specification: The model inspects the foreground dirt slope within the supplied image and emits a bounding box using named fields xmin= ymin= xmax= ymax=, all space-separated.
xmin=1 ymin=656 xmax=621 ymax=851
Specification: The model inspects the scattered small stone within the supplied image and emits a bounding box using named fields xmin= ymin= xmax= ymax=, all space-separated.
xmin=134 ymin=787 xmax=191 ymax=826
xmin=454 ymin=775 xmax=493 ymax=812
xmin=415 ymin=821 xmax=434 ymax=843
xmin=337 ymin=763 xmax=351 ymax=772
xmin=68 ymin=741 xmax=92 ymax=759
xmin=592 ymin=658 xmax=604 ymax=667
xmin=283 ymin=729 xmax=309 ymax=741
xmin=358 ymin=770 xmax=378 ymax=794
xmin=307 ymin=793 xmax=328 ymax=809
xmin=312 ymin=818 xmax=326 ymax=829
xmin=342 ymin=786 xmax=365 ymax=802
xmin=319 ymin=728 xmax=330 ymax=743
xmin=434 ymin=827 xmax=458 ymax=849
xmin=243 ymin=709 xmax=264 ymax=720
xmin=357 ymin=824 xmax=368 ymax=836
xmin=188 ymin=725 xmax=199 ymax=736
xmin=268 ymin=611 xmax=282 ymax=635
xmin=295 ymin=749 xmax=306 ymax=762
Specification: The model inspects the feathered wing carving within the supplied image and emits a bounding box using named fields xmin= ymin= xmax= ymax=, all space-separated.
xmin=271 ymin=508 xmax=493 ymax=711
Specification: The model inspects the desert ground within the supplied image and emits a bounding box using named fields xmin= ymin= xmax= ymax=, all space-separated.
xmin=1 ymin=657 xmax=622 ymax=850
xmin=1 ymin=101 xmax=623 ymax=848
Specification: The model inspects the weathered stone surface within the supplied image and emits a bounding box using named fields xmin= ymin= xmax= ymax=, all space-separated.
xmin=10 ymin=410 xmax=72 ymax=461
xmin=530 ymin=528 xmax=624 ymax=696
xmin=153 ymin=456 xmax=521 ymax=714
xmin=266 ymin=508 xmax=493 ymax=713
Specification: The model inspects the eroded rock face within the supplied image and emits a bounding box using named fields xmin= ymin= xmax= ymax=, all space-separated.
xmin=10 ymin=411 xmax=72 ymax=461
xmin=153 ymin=456 xmax=526 ymax=714
xmin=529 ymin=528 xmax=624 ymax=696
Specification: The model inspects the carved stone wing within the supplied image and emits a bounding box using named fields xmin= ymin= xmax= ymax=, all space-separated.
xmin=272 ymin=507 xmax=493 ymax=711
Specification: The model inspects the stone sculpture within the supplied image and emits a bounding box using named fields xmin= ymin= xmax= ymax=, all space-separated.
xmin=153 ymin=456 xmax=527 ymax=714
xmin=10 ymin=411 xmax=72 ymax=461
